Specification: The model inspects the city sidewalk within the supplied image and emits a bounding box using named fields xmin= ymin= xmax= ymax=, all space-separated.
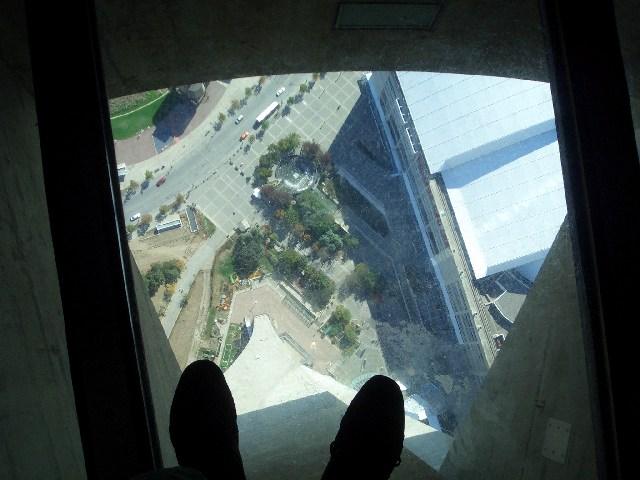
xmin=121 ymin=76 xmax=260 ymax=187
xmin=160 ymin=227 xmax=229 ymax=337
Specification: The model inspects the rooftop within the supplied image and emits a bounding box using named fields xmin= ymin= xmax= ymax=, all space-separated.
xmin=397 ymin=72 xmax=567 ymax=280
xmin=224 ymin=314 xmax=452 ymax=477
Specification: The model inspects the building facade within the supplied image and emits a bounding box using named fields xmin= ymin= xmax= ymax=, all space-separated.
xmin=361 ymin=72 xmax=488 ymax=374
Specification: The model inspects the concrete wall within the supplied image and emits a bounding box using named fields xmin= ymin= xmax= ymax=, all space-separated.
xmin=439 ymin=222 xmax=598 ymax=479
xmin=130 ymin=254 xmax=181 ymax=467
xmin=94 ymin=0 xmax=638 ymax=154
xmin=96 ymin=0 xmax=548 ymax=98
xmin=0 ymin=3 xmax=87 ymax=478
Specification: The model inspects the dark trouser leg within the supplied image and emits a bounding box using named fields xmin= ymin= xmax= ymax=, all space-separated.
xmin=321 ymin=375 xmax=405 ymax=480
xmin=170 ymin=360 xmax=246 ymax=480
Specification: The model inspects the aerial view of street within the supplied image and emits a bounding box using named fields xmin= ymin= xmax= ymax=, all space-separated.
xmin=113 ymin=72 xmax=480 ymax=433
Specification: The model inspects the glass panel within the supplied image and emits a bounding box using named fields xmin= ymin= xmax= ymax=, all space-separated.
xmin=110 ymin=71 xmax=586 ymax=476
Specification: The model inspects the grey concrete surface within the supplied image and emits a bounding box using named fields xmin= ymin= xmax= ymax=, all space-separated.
xmin=0 ymin=5 xmax=86 ymax=478
xmin=439 ymin=223 xmax=598 ymax=480
xmin=130 ymin=254 xmax=181 ymax=467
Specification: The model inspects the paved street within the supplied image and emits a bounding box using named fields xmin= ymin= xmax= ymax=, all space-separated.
xmin=121 ymin=72 xmax=363 ymax=235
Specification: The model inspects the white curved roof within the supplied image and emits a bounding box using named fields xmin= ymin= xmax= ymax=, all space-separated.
xmin=397 ymin=72 xmax=567 ymax=280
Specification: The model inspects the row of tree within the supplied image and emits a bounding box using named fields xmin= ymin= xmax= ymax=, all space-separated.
xmin=274 ymin=248 xmax=335 ymax=308
xmin=270 ymin=189 xmax=358 ymax=258
xmin=253 ymin=133 xmax=302 ymax=185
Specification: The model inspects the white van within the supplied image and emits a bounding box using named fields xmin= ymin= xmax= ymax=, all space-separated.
xmin=130 ymin=212 xmax=141 ymax=222
xmin=235 ymin=114 xmax=244 ymax=124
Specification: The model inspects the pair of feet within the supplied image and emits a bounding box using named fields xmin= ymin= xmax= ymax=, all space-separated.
xmin=170 ymin=360 xmax=405 ymax=480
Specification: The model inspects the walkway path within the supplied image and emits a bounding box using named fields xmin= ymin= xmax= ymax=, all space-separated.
xmin=186 ymin=269 xmax=212 ymax=366
xmin=160 ymin=227 xmax=228 ymax=337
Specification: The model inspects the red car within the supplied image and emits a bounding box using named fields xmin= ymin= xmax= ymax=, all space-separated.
xmin=240 ymin=131 xmax=249 ymax=141
xmin=156 ymin=176 xmax=167 ymax=187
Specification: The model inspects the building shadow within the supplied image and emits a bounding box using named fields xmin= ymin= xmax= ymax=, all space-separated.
xmin=152 ymin=90 xmax=198 ymax=149
xmin=235 ymin=391 xmax=438 ymax=480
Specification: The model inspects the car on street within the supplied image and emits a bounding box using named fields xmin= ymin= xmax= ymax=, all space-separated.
xmin=156 ymin=176 xmax=167 ymax=187
xmin=235 ymin=114 xmax=244 ymax=124
xmin=240 ymin=131 xmax=249 ymax=141
xmin=129 ymin=212 xmax=141 ymax=222
xmin=276 ymin=87 xmax=285 ymax=97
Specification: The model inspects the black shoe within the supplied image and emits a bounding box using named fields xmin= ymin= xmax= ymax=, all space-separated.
xmin=169 ymin=360 xmax=246 ymax=480
xmin=321 ymin=375 xmax=405 ymax=480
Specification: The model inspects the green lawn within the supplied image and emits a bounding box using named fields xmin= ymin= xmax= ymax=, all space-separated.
xmin=217 ymin=254 xmax=235 ymax=281
xmin=110 ymin=91 xmax=169 ymax=140
xmin=109 ymin=90 xmax=165 ymax=117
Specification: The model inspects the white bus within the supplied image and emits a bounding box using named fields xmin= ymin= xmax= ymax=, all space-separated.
xmin=255 ymin=101 xmax=279 ymax=126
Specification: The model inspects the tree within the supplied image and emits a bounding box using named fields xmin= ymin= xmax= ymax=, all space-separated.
xmin=144 ymin=259 xmax=183 ymax=296
xmin=292 ymin=223 xmax=306 ymax=240
xmin=299 ymin=82 xmax=309 ymax=94
xmin=286 ymin=96 xmax=295 ymax=106
xmin=343 ymin=234 xmax=360 ymax=250
xmin=301 ymin=265 xmax=335 ymax=307
xmin=232 ymin=229 xmax=264 ymax=277
xmin=305 ymin=212 xmax=335 ymax=239
xmin=230 ymin=99 xmax=241 ymax=112
xmin=300 ymin=141 xmax=322 ymax=161
xmin=312 ymin=72 xmax=320 ymax=81
xmin=126 ymin=224 xmax=136 ymax=236
xmin=261 ymin=185 xmax=292 ymax=208
xmin=319 ymin=230 xmax=343 ymax=254
xmin=345 ymin=263 xmax=380 ymax=299
xmin=341 ymin=323 xmax=359 ymax=349
xmin=127 ymin=180 xmax=139 ymax=193
xmin=244 ymin=86 xmax=253 ymax=98
xmin=218 ymin=112 xmax=226 ymax=123
xmin=329 ymin=305 xmax=351 ymax=328
xmin=164 ymin=283 xmax=176 ymax=302
xmin=259 ymin=149 xmax=279 ymax=168
xmin=318 ymin=152 xmax=332 ymax=172
xmin=275 ymin=132 xmax=301 ymax=154
xmin=145 ymin=170 xmax=154 ymax=181
xmin=248 ymin=134 xmax=256 ymax=144
xmin=145 ymin=269 xmax=165 ymax=296
xmin=174 ymin=193 xmax=185 ymax=209
xmin=160 ymin=261 xmax=182 ymax=284
xmin=275 ymin=249 xmax=307 ymax=278
xmin=140 ymin=213 xmax=153 ymax=227
xmin=284 ymin=206 xmax=300 ymax=226
xmin=258 ymin=76 xmax=267 ymax=85
xmin=253 ymin=166 xmax=272 ymax=185
xmin=159 ymin=204 xmax=170 ymax=217
xmin=260 ymin=120 xmax=270 ymax=131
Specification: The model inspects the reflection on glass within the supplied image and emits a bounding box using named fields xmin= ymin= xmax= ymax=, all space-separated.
xmin=110 ymin=71 xmax=567 ymax=471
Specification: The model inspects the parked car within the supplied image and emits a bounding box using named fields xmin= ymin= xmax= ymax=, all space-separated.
xmin=240 ymin=131 xmax=249 ymax=141
xmin=156 ymin=176 xmax=166 ymax=187
xmin=235 ymin=114 xmax=244 ymax=124
xmin=129 ymin=212 xmax=141 ymax=222
xmin=276 ymin=87 xmax=286 ymax=97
